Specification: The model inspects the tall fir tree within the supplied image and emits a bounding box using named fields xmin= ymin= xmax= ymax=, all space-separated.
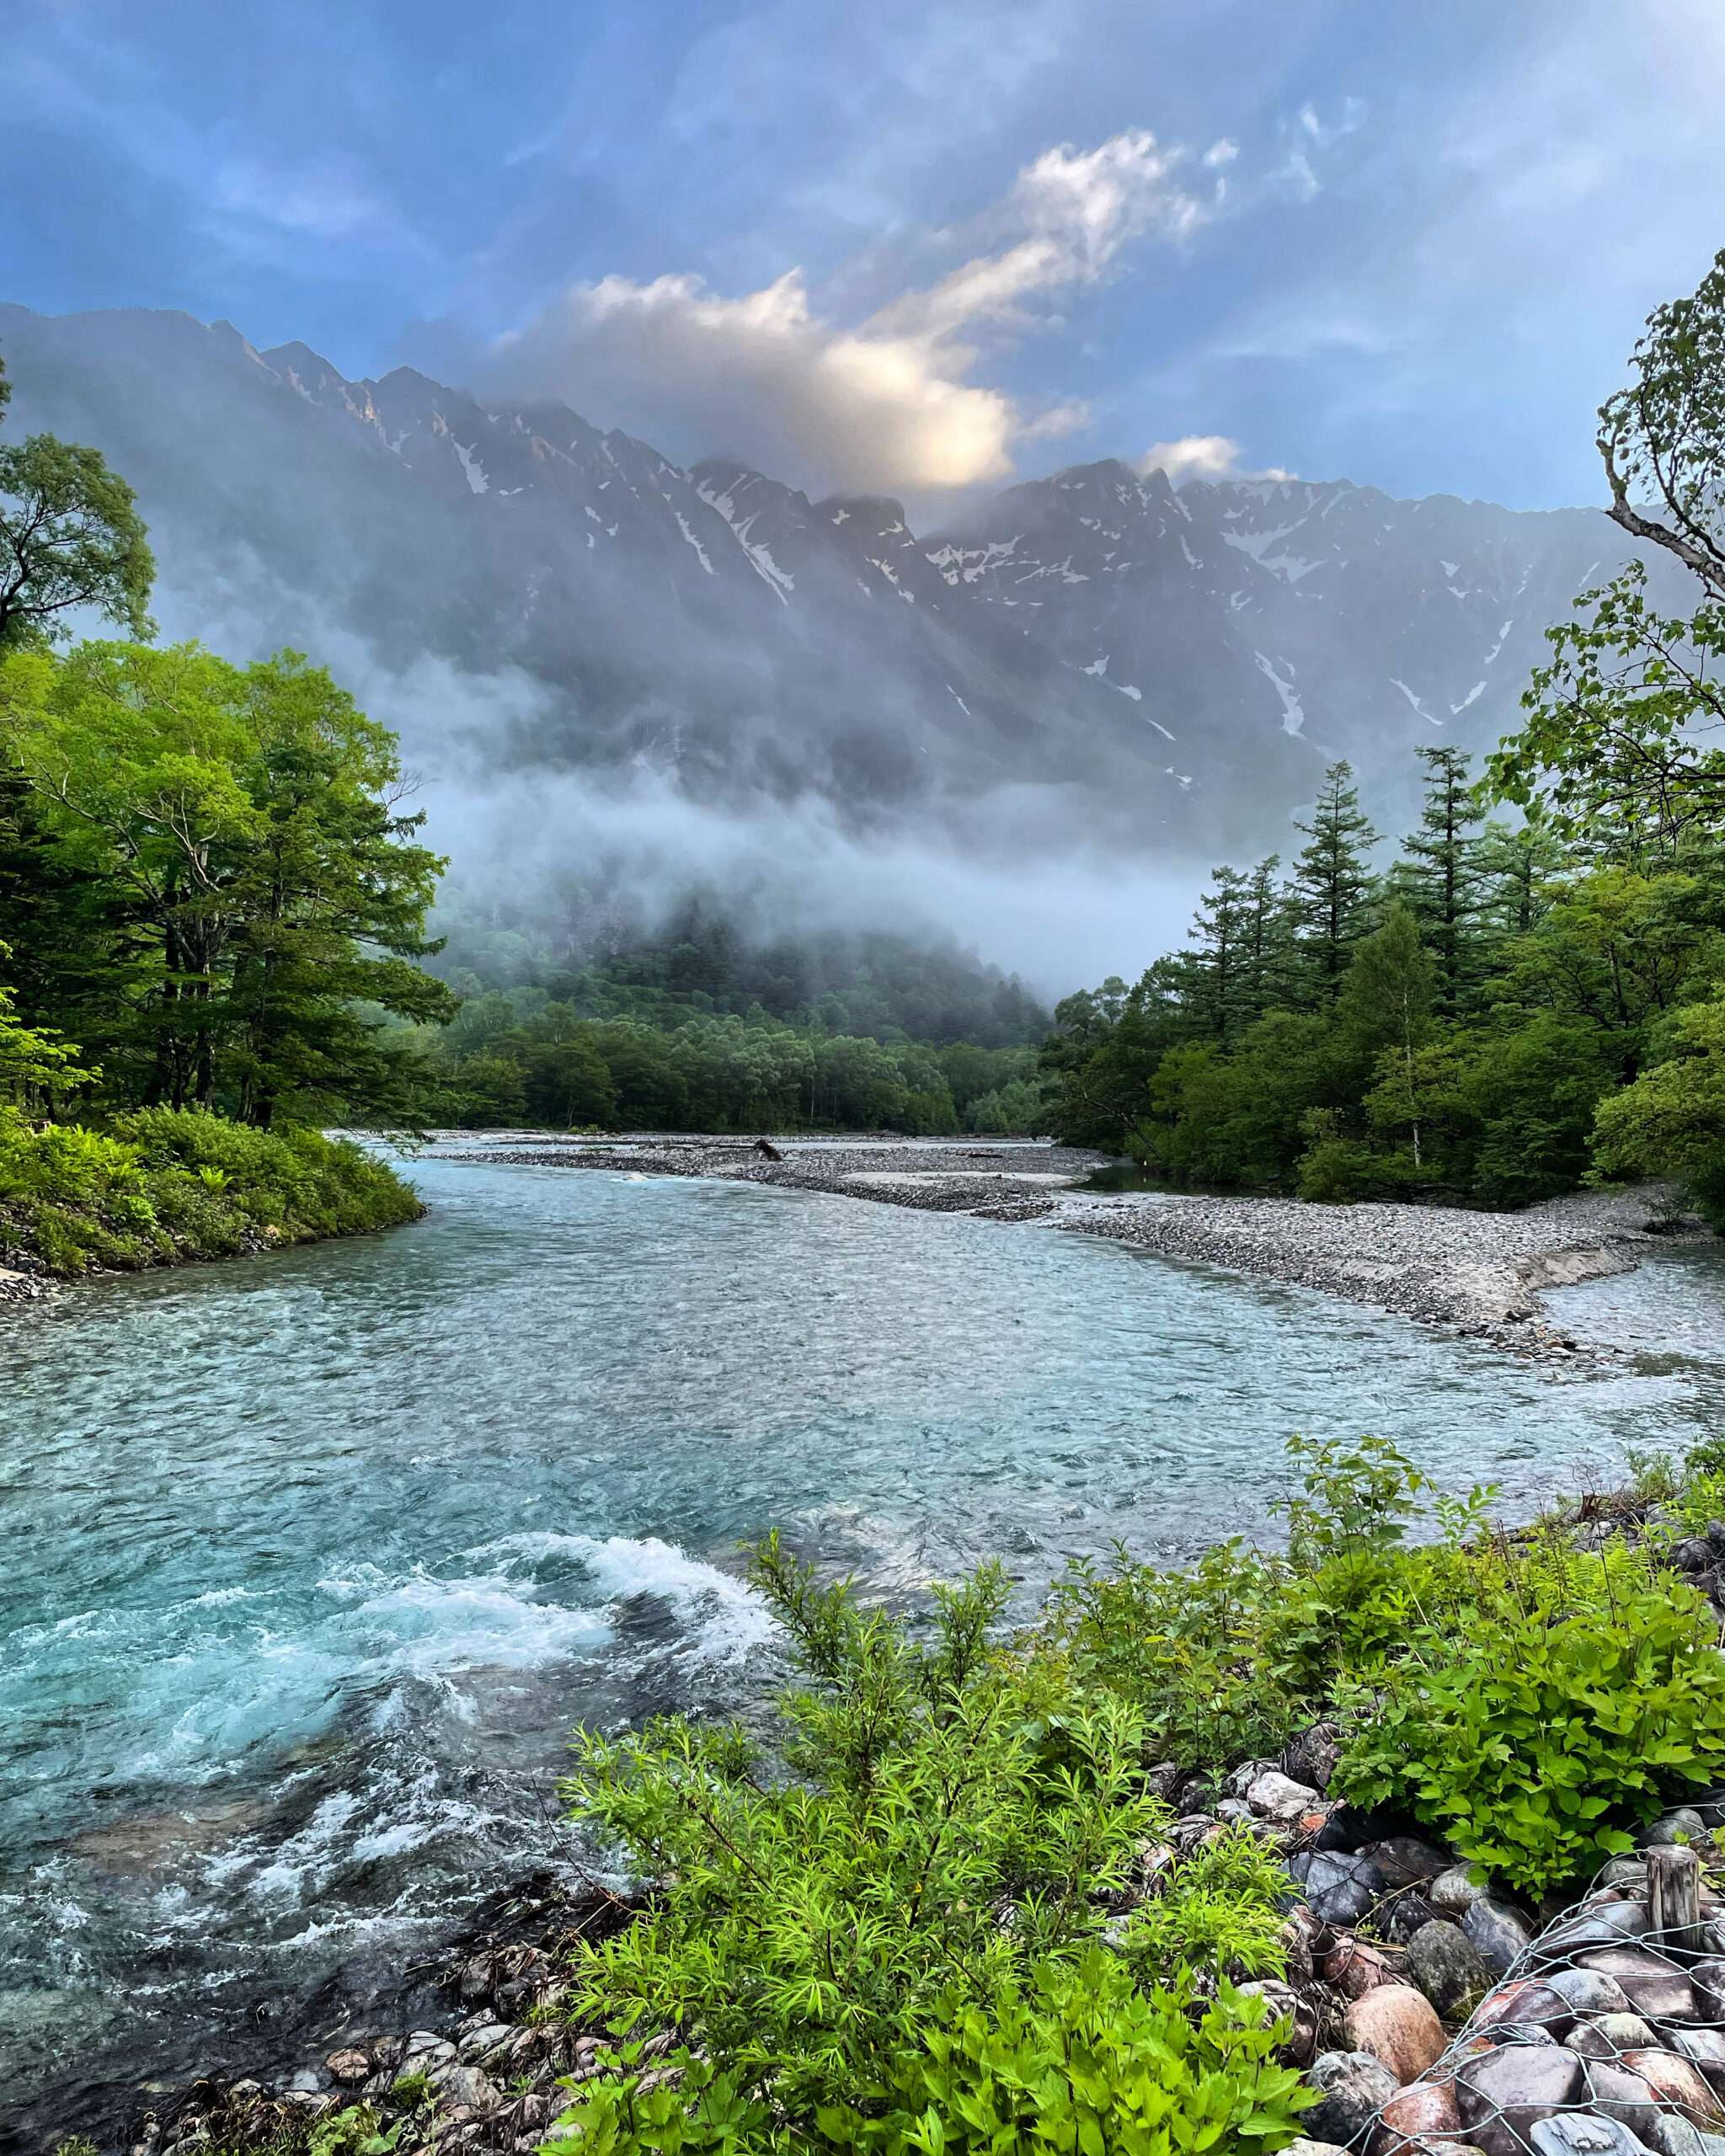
xmin=1401 ymin=745 xmax=1487 ymax=1016
xmin=1477 ymin=819 xmax=1569 ymax=946
xmin=1240 ymin=854 xmax=1298 ymax=1019
xmin=1290 ymin=762 xmax=1379 ymax=1003
xmin=1185 ymin=865 xmax=1251 ymax=1040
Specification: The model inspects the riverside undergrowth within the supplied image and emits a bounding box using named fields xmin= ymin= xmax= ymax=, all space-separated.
xmin=543 ymin=1435 xmax=1725 ymax=2154
xmin=0 ymin=1103 xmax=420 ymax=1278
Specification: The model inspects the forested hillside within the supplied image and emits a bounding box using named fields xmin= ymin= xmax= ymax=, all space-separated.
xmin=1043 ymin=255 xmax=1725 ymax=1223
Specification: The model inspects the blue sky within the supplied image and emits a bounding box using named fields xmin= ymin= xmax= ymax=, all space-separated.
xmin=8 ymin=0 xmax=1723 ymax=511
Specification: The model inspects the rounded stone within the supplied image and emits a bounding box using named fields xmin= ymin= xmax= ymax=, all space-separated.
xmin=1343 ymin=1983 xmax=1447 ymax=2084
xmin=1429 ymin=1864 xmax=1490 ymax=1918
xmin=1621 ymin=2049 xmax=1725 ymax=2125
xmin=1304 ymin=2050 xmax=1402 ymax=2147
xmin=1404 ymin=1917 xmax=1494 ymax=2020
xmin=1569 ymin=2011 xmax=1663 ymax=2057
xmin=1575 ymin=1948 xmax=1697 ymax=2023
xmin=1455 ymin=2042 xmax=1585 ymax=2153
xmin=1462 ymin=1897 xmax=1536 ymax=1975
xmin=1374 ymin=2075 xmax=1462 ymax=2153
xmin=1327 ymin=1936 xmax=1400 ymax=2000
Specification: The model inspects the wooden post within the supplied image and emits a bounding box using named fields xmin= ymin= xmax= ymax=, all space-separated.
xmin=1648 ymin=1843 xmax=1703 ymax=1951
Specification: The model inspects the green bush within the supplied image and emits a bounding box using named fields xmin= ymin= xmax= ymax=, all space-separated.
xmin=549 ymin=1954 xmax=1313 ymax=2156
xmin=1334 ymin=1560 xmax=1725 ymax=1894
xmin=0 ymin=1105 xmax=419 ymax=1275
xmin=1117 ymin=1826 xmax=1292 ymax=1983
xmin=561 ymin=1537 xmax=1159 ymax=2127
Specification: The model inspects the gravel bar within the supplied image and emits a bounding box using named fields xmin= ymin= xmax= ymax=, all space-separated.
xmin=435 ymin=1134 xmax=1708 ymax=1360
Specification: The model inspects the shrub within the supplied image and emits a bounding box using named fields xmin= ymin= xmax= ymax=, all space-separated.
xmin=562 ymin=1538 xmax=1159 ymax=2126
xmin=1117 ymin=1825 xmax=1292 ymax=1983
xmin=1046 ymin=1540 xmax=1307 ymax=1770
xmin=549 ymin=1955 xmax=1314 ymax=2156
xmin=834 ymin=1953 xmax=1313 ymax=2156
xmin=1335 ymin=1561 xmax=1725 ymax=1895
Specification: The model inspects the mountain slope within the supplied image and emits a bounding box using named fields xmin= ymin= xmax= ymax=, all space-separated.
xmin=0 ymin=303 xmax=1663 ymax=846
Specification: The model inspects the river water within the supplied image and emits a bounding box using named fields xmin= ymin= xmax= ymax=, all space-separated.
xmin=5 ymin=1154 xmax=1724 ymax=2130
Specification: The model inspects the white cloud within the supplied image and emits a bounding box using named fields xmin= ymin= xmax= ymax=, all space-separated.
xmin=489 ymin=266 xmax=1023 ymax=492
xmin=485 ymin=129 xmax=1221 ymax=495
xmin=1137 ymin=435 xmax=1294 ymax=485
xmin=212 ymin=157 xmax=403 ymax=243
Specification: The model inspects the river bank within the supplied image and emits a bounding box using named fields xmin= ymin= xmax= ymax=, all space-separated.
xmin=12 ymin=1155 xmax=1724 ymax=2154
xmin=98 ymin=1447 xmax=1725 ymax=2156
xmin=435 ymin=1134 xmax=1709 ymax=1360
xmin=0 ymin=1118 xmax=424 ymax=1308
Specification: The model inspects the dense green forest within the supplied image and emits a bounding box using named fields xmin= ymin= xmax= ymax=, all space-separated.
xmin=0 ymin=360 xmax=434 ymax=1270
xmin=1042 ymin=254 xmax=1725 ymax=1223
xmin=411 ymin=899 xmax=1048 ymax=1134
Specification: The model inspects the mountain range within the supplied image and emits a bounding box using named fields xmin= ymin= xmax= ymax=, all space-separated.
xmin=0 ymin=302 xmax=1665 ymax=851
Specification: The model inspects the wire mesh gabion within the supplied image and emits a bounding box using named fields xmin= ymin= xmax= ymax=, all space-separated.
xmin=1365 ymin=1845 xmax=1725 ymax=2156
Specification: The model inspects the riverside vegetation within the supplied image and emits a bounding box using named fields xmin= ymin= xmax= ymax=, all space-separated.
xmin=133 ymin=1430 xmax=1725 ymax=2156
xmin=0 ymin=359 xmax=446 ymax=1280
xmin=1042 ymin=253 xmax=1725 ymax=1226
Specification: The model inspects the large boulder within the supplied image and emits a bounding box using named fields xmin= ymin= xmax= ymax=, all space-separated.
xmin=1342 ymin=1984 xmax=1446 ymax=2084
xmin=1303 ymin=2050 xmax=1401 ymax=2145
xmin=1404 ymin=1917 xmax=1494 ymax=2019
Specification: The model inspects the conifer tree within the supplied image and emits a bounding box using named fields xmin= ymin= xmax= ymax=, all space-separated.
xmin=1240 ymin=854 xmax=1297 ymax=1019
xmin=1291 ymin=762 xmax=1379 ymax=1002
xmin=1186 ymin=865 xmax=1250 ymax=1040
xmin=1401 ymin=745 xmax=1486 ymax=1015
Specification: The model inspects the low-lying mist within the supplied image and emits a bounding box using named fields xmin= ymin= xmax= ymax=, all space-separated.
xmin=155 ymin=590 xmax=1203 ymax=1001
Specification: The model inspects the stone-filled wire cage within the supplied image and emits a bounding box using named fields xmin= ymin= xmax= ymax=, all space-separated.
xmin=1366 ymin=1842 xmax=1725 ymax=2156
